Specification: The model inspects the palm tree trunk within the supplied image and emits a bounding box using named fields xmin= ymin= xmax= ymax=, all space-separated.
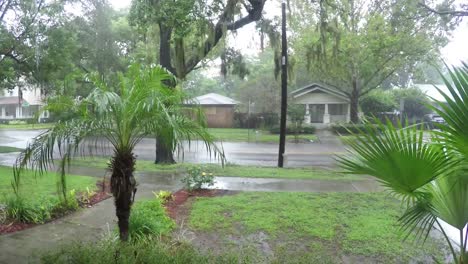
xmin=110 ymin=151 xmax=137 ymax=241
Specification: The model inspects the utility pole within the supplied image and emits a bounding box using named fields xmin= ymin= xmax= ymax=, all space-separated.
xmin=278 ymin=1 xmax=288 ymax=168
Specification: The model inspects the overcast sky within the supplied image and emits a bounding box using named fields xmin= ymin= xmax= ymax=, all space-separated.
xmin=110 ymin=0 xmax=468 ymax=65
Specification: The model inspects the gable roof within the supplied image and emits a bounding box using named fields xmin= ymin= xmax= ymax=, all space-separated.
xmin=291 ymin=83 xmax=349 ymax=102
xmin=187 ymin=93 xmax=238 ymax=105
xmin=0 ymin=96 xmax=29 ymax=105
xmin=413 ymin=84 xmax=449 ymax=102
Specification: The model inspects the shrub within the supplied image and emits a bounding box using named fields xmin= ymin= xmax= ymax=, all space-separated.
xmin=4 ymin=190 xmax=79 ymax=224
xmin=330 ymin=124 xmax=381 ymax=135
xmin=181 ymin=166 xmax=215 ymax=191
xmin=269 ymin=125 xmax=316 ymax=134
xmin=129 ymin=199 xmax=174 ymax=240
xmin=392 ymin=87 xmax=431 ymax=118
xmin=360 ymin=89 xmax=396 ymax=115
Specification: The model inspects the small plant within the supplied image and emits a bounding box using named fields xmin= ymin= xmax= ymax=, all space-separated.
xmin=77 ymin=187 xmax=96 ymax=205
xmin=4 ymin=189 xmax=80 ymax=224
xmin=181 ymin=166 xmax=215 ymax=191
xmin=153 ymin=190 xmax=173 ymax=203
xmin=128 ymin=198 xmax=175 ymax=240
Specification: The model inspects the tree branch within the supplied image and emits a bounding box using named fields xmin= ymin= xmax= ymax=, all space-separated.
xmin=0 ymin=0 xmax=13 ymax=22
xmin=184 ymin=0 xmax=266 ymax=74
xmin=418 ymin=2 xmax=468 ymax=17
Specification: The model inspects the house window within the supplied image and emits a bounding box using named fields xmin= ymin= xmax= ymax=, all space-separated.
xmin=329 ymin=104 xmax=346 ymax=115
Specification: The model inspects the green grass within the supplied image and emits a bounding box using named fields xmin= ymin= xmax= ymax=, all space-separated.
xmin=0 ymin=166 xmax=98 ymax=203
xmin=40 ymin=239 xmax=245 ymax=264
xmin=189 ymin=192 xmax=446 ymax=262
xmin=70 ymin=158 xmax=365 ymax=181
xmin=207 ymin=128 xmax=317 ymax=143
xmin=0 ymin=146 xmax=23 ymax=153
xmin=0 ymin=123 xmax=54 ymax=130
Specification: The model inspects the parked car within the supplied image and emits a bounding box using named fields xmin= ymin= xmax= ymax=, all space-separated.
xmin=424 ymin=113 xmax=445 ymax=129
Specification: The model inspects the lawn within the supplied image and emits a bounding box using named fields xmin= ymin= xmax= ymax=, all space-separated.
xmin=0 ymin=146 xmax=23 ymax=153
xmin=70 ymin=158 xmax=364 ymax=181
xmin=0 ymin=166 xmax=98 ymax=203
xmin=207 ymin=128 xmax=317 ymax=143
xmin=0 ymin=123 xmax=54 ymax=130
xmin=188 ymin=192 xmax=447 ymax=263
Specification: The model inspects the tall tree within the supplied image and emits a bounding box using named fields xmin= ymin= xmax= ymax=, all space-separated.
xmin=129 ymin=0 xmax=266 ymax=163
xmin=0 ymin=0 xmax=66 ymax=90
xmin=291 ymin=0 xmax=455 ymax=122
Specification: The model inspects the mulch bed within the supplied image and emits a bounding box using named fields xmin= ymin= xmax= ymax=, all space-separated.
xmin=0 ymin=180 xmax=111 ymax=235
xmin=164 ymin=189 xmax=231 ymax=220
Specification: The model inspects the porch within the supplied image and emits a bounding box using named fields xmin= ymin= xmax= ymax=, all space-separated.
xmin=291 ymin=83 xmax=351 ymax=125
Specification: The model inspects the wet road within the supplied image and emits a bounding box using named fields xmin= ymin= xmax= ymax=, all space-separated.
xmin=0 ymin=129 xmax=346 ymax=167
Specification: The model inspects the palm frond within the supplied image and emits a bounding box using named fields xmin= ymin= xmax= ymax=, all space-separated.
xmin=337 ymin=119 xmax=457 ymax=200
xmin=432 ymin=62 xmax=468 ymax=159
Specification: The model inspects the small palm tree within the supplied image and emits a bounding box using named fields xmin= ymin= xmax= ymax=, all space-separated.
xmin=338 ymin=63 xmax=468 ymax=263
xmin=13 ymin=64 xmax=223 ymax=241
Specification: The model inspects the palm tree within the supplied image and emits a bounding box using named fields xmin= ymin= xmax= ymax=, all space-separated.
xmin=13 ymin=64 xmax=223 ymax=241
xmin=337 ymin=63 xmax=468 ymax=263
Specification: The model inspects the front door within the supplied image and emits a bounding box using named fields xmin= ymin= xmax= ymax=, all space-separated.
xmin=310 ymin=104 xmax=325 ymax=123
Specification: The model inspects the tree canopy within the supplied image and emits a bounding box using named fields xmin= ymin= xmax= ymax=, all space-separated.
xmin=290 ymin=0 xmax=457 ymax=122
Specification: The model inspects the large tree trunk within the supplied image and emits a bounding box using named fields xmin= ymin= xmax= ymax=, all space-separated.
xmin=350 ymin=78 xmax=360 ymax=123
xmin=155 ymin=139 xmax=175 ymax=164
xmin=155 ymin=24 xmax=176 ymax=164
xmin=110 ymin=151 xmax=137 ymax=241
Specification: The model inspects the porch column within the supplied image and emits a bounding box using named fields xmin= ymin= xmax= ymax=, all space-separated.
xmin=1 ymin=107 xmax=5 ymax=118
xmin=346 ymin=103 xmax=351 ymax=122
xmin=323 ymin=104 xmax=330 ymax=124
xmin=15 ymin=106 xmax=20 ymax=118
xmin=304 ymin=104 xmax=311 ymax=123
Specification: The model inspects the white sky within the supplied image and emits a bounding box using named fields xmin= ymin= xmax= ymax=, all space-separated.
xmin=110 ymin=0 xmax=468 ymax=65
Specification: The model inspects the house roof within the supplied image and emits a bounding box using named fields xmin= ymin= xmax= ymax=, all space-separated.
xmin=413 ymin=84 xmax=450 ymax=102
xmin=0 ymin=96 xmax=29 ymax=105
xmin=186 ymin=93 xmax=238 ymax=105
xmin=291 ymin=83 xmax=349 ymax=102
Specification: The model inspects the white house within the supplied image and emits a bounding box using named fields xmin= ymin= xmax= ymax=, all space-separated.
xmin=413 ymin=83 xmax=449 ymax=102
xmin=291 ymin=83 xmax=350 ymax=125
xmin=0 ymin=87 xmax=49 ymax=122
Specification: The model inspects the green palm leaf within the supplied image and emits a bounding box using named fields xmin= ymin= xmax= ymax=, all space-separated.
xmin=337 ymin=120 xmax=456 ymax=200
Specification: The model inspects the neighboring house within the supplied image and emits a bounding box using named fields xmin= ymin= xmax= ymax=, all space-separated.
xmin=0 ymin=87 xmax=49 ymax=122
xmin=185 ymin=93 xmax=238 ymax=128
xmin=414 ymin=83 xmax=449 ymax=102
xmin=291 ymin=83 xmax=350 ymax=125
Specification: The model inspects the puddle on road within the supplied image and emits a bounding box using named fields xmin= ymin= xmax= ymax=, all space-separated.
xmin=208 ymin=177 xmax=364 ymax=192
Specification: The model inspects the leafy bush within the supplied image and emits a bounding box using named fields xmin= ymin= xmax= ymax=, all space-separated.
xmin=40 ymin=238 xmax=244 ymax=264
xmin=181 ymin=166 xmax=215 ymax=191
xmin=234 ymin=112 xmax=278 ymax=129
xmin=4 ymin=191 xmax=79 ymax=224
xmin=360 ymin=89 xmax=396 ymax=115
xmin=269 ymin=125 xmax=316 ymax=134
xmin=330 ymin=124 xmax=381 ymax=135
xmin=129 ymin=199 xmax=174 ymax=240
xmin=393 ymin=87 xmax=431 ymax=118
xmin=154 ymin=190 xmax=173 ymax=203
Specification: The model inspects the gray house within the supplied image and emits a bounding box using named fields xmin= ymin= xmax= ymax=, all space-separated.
xmin=291 ymin=83 xmax=350 ymax=125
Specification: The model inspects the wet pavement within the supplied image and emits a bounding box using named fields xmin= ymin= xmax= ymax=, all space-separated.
xmin=210 ymin=176 xmax=380 ymax=192
xmin=0 ymin=129 xmax=346 ymax=168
